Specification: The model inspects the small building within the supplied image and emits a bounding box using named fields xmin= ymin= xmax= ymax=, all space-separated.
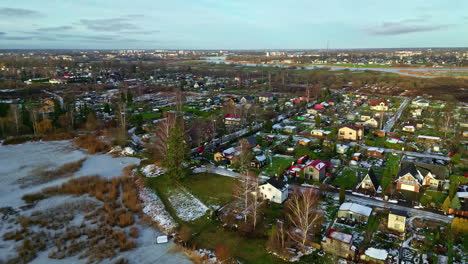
xmin=336 ymin=144 xmax=350 ymax=154
xmin=402 ymin=124 xmax=416 ymax=133
xmin=251 ymin=154 xmax=267 ymax=169
xmin=258 ymin=93 xmax=273 ymax=103
xmin=338 ymin=124 xmax=363 ymax=141
xmin=338 ymin=203 xmax=373 ymax=223
xmin=259 ymin=177 xmax=289 ymax=204
xmin=412 ymin=98 xmax=429 ymax=107
xmin=283 ymin=125 xmax=297 ymax=134
xmin=364 ymin=117 xmax=380 ymax=128
xmin=311 ymin=129 xmax=331 ymax=137
xmin=303 ymin=160 xmax=329 ymax=181
xmin=388 ymin=209 xmax=407 ymax=233
xmin=224 ymin=114 xmax=241 ymax=125
xmin=369 ymin=99 xmax=389 ymax=111
xmin=367 ymin=147 xmax=384 ymax=158
xmin=321 ymin=229 xmax=356 ymax=259
xmin=355 ymin=168 xmax=381 ymax=194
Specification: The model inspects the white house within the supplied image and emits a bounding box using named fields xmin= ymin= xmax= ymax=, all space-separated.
xmin=259 ymin=177 xmax=289 ymax=204
xmin=338 ymin=202 xmax=373 ymax=223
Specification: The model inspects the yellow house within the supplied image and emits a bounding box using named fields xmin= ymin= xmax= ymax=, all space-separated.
xmin=214 ymin=152 xmax=225 ymax=163
xmin=388 ymin=210 xmax=407 ymax=233
xmin=44 ymin=99 xmax=55 ymax=106
xmin=338 ymin=124 xmax=363 ymax=141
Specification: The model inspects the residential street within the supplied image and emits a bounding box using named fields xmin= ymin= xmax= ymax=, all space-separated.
xmin=328 ymin=191 xmax=453 ymax=223
xmin=359 ymin=144 xmax=451 ymax=161
xmin=383 ymin=98 xmax=410 ymax=133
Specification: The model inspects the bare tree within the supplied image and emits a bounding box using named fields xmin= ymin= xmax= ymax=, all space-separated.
xmin=154 ymin=111 xmax=178 ymax=161
xmin=233 ymin=172 xmax=257 ymax=224
xmin=286 ymin=188 xmax=322 ymax=252
xmin=232 ymin=138 xmax=252 ymax=173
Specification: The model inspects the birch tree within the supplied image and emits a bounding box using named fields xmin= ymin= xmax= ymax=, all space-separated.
xmin=286 ymin=188 xmax=322 ymax=252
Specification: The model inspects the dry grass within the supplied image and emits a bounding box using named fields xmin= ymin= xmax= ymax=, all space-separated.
xmin=74 ymin=134 xmax=110 ymax=154
xmin=17 ymin=158 xmax=87 ymax=188
xmin=13 ymin=172 xmax=147 ymax=264
xmin=168 ymin=244 xmax=209 ymax=264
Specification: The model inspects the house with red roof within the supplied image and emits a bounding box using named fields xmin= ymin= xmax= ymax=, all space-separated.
xmin=224 ymin=114 xmax=241 ymax=125
xmin=321 ymin=229 xmax=356 ymax=259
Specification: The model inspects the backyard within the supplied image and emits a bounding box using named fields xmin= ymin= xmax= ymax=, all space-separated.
xmin=332 ymin=167 xmax=358 ymax=189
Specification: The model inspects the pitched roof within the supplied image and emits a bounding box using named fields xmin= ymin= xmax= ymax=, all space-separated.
xmin=266 ymin=177 xmax=288 ymax=191
xmin=340 ymin=123 xmax=362 ymax=131
xmin=326 ymin=229 xmax=353 ymax=244
xmin=400 ymin=161 xmax=447 ymax=180
xmin=390 ymin=209 xmax=408 ymax=217
xmin=339 ymin=202 xmax=373 ymax=217
xmin=364 ymin=168 xmax=380 ymax=190
xmin=246 ymin=135 xmax=257 ymax=146
xmin=398 ymin=163 xmax=423 ymax=183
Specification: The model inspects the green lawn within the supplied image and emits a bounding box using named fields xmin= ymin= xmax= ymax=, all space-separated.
xmin=141 ymin=112 xmax=161 ymax=120
xmin=332 ymin=168 xmax=358 ymax=189
xmin=262 ymin=157 xmax=295 ymax=177
xmin=180 ymin=172 xmax=235 ymax=207
xmin=145 ymin=172 xmax=285 ymax=263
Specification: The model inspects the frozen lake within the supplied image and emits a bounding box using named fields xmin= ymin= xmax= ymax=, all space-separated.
xmin=0 ymin=140 xmax=191 ymax=264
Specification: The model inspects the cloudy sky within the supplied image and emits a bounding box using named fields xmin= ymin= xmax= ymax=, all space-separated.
xmin=0 ymin=0 xmax=467 ymax=49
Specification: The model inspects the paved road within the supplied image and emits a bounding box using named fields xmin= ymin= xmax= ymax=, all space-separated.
xmin=327 ymin=191 xmax=453 ymax=223
xmin=359 ymin=144 xmax=451 ymax=161
xmin=42 ymin=90 xmax=64 ymax=108
xmin=383 ymin=98 xmax=410 ymax=133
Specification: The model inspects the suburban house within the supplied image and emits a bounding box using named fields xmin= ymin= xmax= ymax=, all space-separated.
xmin=338 ymin=124 xmax=364 ymax=141
xmin=214 ymin=147 xmax=240 ymax=163
xmin=355 ymin=168 xmax=381 ymax=194
xmin=402 ymin=124 xmax=416 ymax=132
xmin=283 ymin=125 xmax=297 ymax=134
xmin=224 ymin=114 xmax=241 ymax=125
xmin=321 ymin=229 xmax=356 ymax=259
xmin=259 ymin=177 xmax=289 ymax=204
xmin=258 ymin=93 xmax=273 ymax=103
xmin=336 ymin=144 xmax=350 ymax=154
xmin=367 ymin=147 xmax=384 ymax=158
xmin=307 ymin=108 xmax=319 ymax=115
xmin=303 ymin=160 xmax=329 ymax=181
xmin=240 ymin=95 xmax=255 ymax=105
xmin=369 ymin=99 xmax=389 ymax=111
xmin=388 ymin=210 xmax=407 ymax=233
xmin=251 ymin=154 xmax=267 ymax=169
xmin=412 ymin=98 xmax=429 ymax=107
xmin=396 ymin=161 xmax=448 ymax=192
xmin=337 ymin=203 xmax=373 ymax=223
xmin=311 ymin=129 xmax=331 ymax=137
xmin=363 ymin=117 xmax=380 ymax=128
xmin=395 ymin=163 xmax=424 ymax=193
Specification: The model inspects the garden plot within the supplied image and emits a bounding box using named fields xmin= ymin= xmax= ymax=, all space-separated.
xmin=167 ymin=187 xmax=209 ymax=221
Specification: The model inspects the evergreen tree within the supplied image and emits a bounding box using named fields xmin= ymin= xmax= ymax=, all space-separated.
xmin=21 ymin=105 xmax=32 ymax=131
xmin=339 ymin=185 xmax=346 ymax=204
xmin=126 ymin=90 xmax=133 ymax=105
xmin=442 ymin=196 xmax=451 ymax=213
xmin=315 ymin=114 xmax=321 ymax=127
xmin=263 ymin=119 xmax=273 ymax=132
xmin=163 ymin=122 xmax=189 ymax=180
xmin=451 ymin=195 xmax=462 ymax=211
xmin=103 ymin=103 xmax=111 ymax=114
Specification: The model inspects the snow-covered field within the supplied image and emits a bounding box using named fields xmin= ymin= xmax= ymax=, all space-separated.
xmin=167 ymin=187 xmax=209 ymax=221
xmin=0 ymin=140 xmax=190 ymax=264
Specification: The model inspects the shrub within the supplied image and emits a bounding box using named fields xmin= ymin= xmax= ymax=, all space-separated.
xmin=129 ymin=227 xmax=139 ymax=239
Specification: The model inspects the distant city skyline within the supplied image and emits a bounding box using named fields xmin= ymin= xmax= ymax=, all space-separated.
xmin=0 ymin=0 xmax=467 ymax=50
